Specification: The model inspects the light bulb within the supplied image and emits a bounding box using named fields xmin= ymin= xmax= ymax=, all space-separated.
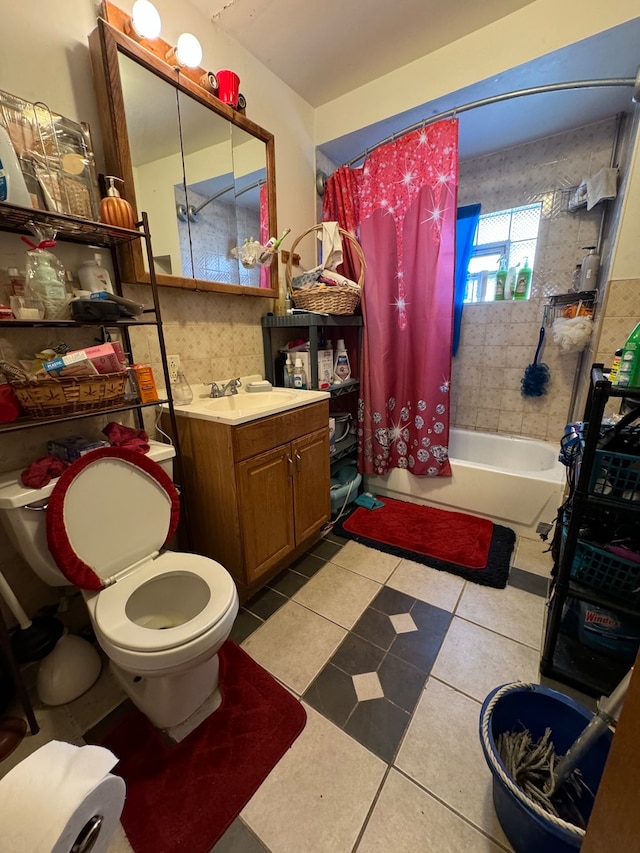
xmin=175 ymin=33 xmax=203 ymax=68
xmin=130 ymin=0 xmax=162 ymax=40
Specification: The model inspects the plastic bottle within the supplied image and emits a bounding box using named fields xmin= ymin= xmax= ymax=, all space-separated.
xmin=293 ymin=356 xmax=307 ymax=389
xmin=612 ymin=323 xmax=640 ymax=388
xmin=333 ymin=339 xmax=351 ymax=383
xmin=505 ymin=266 xmax=517 ymax=300
xmin=579 ymin=247 xmax=600 ymax=290
xmin=608 ymin=349 xmax=623 ymax=383
xmin=285 ymin=354 xmax=295 ymax=388
xmin=77 ymin=253 xmax=114 ymax=294
xmin=514 ymin=257 xmax=532 ymax=300
xmin=570 ymin=264 xmax=582 ymax=293
xmin=494 ymin=256 xmax=507 ymax=301
xmin=0 ymin=125 xmax=32 ymax=208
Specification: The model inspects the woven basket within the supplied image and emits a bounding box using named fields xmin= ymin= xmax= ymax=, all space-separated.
xmin=10 ymin=372 xmax=128 ymax=418
xmin=286 ymin=225 xmax=365 ymax=315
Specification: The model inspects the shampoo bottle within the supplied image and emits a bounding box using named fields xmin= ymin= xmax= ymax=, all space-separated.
xmin=333 ymin=339 xmax=351 ymax=383
xmin=293 ymin=357 xmax=307 ymax=390
xmin=494 ymin=256 xmax=507 ymax=300
xmin=78 ymin=253 xmax=114 ymax=294
xmin=514 ymin=257 xmax=532 ymax=300
xmin=613 ymin=323 xmax=640 ymax=388
xmin=579 ymin=246 xmax=600 ymax=290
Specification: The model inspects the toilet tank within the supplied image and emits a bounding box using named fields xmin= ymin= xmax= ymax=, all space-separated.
xmin=0 ymin=441 xmax=176 ymax=587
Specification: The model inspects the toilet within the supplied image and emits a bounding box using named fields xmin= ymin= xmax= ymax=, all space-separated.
xmin=0 ymin=442 xmax=239 ymax=729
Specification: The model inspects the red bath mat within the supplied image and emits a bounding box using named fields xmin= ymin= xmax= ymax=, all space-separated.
xmin=99 ymin=641 xmax=306 ymax=853
xmin=335 ymin=497 xmax=515 ymax=588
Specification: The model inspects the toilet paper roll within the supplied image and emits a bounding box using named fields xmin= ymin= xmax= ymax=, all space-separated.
xmin=0 ymin=740 xmax=125 ymax=853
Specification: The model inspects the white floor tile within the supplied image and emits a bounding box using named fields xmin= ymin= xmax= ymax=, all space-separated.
xmin=431 ymin=617 xmax=540 ymax=702
xmin=330 ymin=540 xmax=401 ymax=583
xmin=242 ymin=704 xmax=385 ymax=853
xmin=395 ymin=678 xmax=511 ymax=848
xmin=456 ymin=583 xmax=546 ymax=650
xmin=387 ymin=558 xmax=465 ymax=611
xmin=241 ymin=600 xmax=346 ymax=694
xmin=514 ymin=537 xmax=554 ymax=577
xmin=357 ymin=768 xmax=508 ymax=852
xmin=293 ymin=562 xmax=380 ymax=628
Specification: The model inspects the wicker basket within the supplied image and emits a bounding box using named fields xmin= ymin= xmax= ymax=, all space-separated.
xmin=10 ymin=372 xmax=128 ymax=418
xmin=286 ymin=225 xmax=365 ymax=315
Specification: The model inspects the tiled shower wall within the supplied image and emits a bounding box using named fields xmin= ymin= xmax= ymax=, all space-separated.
xmin=453 ymin=118 xmax=619 ymax=442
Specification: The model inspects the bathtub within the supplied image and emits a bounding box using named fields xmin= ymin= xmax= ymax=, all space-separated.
xmin=365 ymin=428 xmax=566 ymax=540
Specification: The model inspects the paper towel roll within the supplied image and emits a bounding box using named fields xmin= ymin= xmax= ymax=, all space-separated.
xmin=0 ymin=740 xmax=125 ymax=853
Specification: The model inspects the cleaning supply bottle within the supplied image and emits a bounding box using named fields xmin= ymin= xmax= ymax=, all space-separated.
xmin=494 ymin=256 xmax=507 ymax=300
xmin=579 ymin=246 xmax=600 ymax=290
xmin=100 ymin=176 xmax=136 ymax=230
xmin=77 ymin=253 xmax=114 ymax=294
xmin=608 ymin=348 xmax=623 ymax=383
xmin=514 ymin=257 xmax=532 ymax=300
xmin=612 ymin=323 xmax=640 ymax=388
xmin=293 ymin=356 xmax=307 ymax=389
xmin=333 ymin=339 xmax=351 ymax=384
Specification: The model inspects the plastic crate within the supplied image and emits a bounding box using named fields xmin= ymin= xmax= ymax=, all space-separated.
xmin=589 ymin=449 xmax=640 ymax=504
xmin=570 ymin=539 xmax=640 ymax=604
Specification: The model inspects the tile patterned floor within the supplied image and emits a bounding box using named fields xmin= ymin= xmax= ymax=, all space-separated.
xmin=1 ymin=527 xmax=594 ymax=853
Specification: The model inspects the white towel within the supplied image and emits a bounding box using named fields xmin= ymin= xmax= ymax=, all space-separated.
xmin=318 ymin=221 xmax=342 ymax=271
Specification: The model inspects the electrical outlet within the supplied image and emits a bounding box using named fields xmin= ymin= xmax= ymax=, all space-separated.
xmin=167 ymin=354 xmax=181 ymax=384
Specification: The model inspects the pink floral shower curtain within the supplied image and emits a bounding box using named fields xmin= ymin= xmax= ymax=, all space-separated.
xmin=324 ymin=119 xmax=459 ymax=477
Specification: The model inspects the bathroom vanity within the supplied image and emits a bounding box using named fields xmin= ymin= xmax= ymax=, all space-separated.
xmin=163 ymin=395 xmax=330 ymax=601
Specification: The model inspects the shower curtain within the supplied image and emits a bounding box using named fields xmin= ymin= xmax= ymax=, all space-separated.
xmin=323 ymin=119 xmax=459 ymax=477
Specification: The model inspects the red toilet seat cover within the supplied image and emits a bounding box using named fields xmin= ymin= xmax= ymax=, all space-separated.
xmin=46 ymin=447 xmax=180 ymax=591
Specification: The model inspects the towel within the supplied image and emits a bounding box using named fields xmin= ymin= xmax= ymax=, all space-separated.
xmin=354 ymin=492 xmax=385 ymax=510
xmin=586 ymin=167 xmax=618 ymax=210
xmin=21 ymin=455 xmax=68 ymax=488
xmin=319 ymin=221 xmax=343 ymax=271
xmin=102 ymin=421 xmax=149 ymax=453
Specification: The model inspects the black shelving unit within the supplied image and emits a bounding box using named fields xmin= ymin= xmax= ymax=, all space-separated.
xmin=540 ymin=364 xmax=640 ymax=696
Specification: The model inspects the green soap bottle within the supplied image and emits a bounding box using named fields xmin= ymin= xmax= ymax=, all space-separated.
xmin=514 ymin=257 xmax=532 ymax=300
xmin=494 ymin=256 xmax=507 ymax=300
xmin=613 ymin=322 xmax=640 ymax=388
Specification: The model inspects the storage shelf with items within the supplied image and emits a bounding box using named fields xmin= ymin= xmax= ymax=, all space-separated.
xmin=541 ymin=364 xmax=640 ymax=696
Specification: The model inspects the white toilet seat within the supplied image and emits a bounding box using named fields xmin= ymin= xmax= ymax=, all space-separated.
xmin=92 ymin=551 xmax=237 ymax=653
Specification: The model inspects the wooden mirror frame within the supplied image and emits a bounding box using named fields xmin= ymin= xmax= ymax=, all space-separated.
xmin=89 ymin=8 xmax=278 ymax=297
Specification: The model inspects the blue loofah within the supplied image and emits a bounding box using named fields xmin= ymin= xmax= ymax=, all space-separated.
xmin=521 ymin=327 xmax=551 ymax=397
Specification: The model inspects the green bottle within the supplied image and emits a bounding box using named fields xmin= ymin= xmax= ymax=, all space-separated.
xmin=494 ymin=256 xmax=507 ymax=301
xmin=613 ymin=322 xmax=640 ymax=388
xmin=514 ymin=257 xmax=532 ymax=300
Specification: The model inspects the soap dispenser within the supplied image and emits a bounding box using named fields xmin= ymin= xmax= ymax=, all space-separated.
xmin=513 ymin=257 xmax=532 ymax=300
xmin=579 ymin=246 xmax=600 ymax=290
xmin=100 ymin=176 xmax=136 ymax=230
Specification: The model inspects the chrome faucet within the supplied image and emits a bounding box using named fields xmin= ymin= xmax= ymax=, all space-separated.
xmin=208 ymin=378 xmax=242 ymax=398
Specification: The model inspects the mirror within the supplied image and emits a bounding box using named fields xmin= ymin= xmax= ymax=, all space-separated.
xmin=89 ymin=15 xmax=277 ymax=296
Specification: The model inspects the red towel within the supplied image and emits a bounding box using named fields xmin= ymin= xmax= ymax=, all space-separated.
xmin=21 ymin=456 xmax=68 ymax=489
xmin=103 ymin=421 xmax=150 ymax=453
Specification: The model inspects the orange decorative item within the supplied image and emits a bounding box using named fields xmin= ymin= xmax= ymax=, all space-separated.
xmin=100 ymin=176 xmax=136 ymax=230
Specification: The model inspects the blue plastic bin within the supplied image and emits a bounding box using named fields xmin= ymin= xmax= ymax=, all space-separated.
xmin=480 ymin=683 xmax=612 ymax=853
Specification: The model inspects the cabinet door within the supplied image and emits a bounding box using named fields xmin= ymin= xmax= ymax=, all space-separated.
xmin=292 ymin=427 xmax=330 ymax=543
xmin=237 ymin=445 xmax=295 ymax=583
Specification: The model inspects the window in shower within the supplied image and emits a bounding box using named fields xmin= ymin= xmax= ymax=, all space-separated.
xmin=465 ymin=203 xmax=542 ymax=302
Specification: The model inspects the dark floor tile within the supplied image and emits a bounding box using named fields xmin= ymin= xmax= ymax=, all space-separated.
xmin=323 ymin=530 xmax=349 ymax=546
xmin=509 ymin=566 xmax=549 ymax=598
xmin=83 ymin=699 xmax=135 ymax=744
xmin=371 ymin=586 xmax=415 ymax=615
xmin=291 ymin=553 xmax=325 ymax=579
xmin=244 ymin=588 xmax=288 ymax=620
xmin=210 ymin=818 xmax=269 ymax=852
xmin=331 ymin=632 xmax=386 ymax=675
xmin=230 ymin=609 xmax=263 ymax=644
xmin=267 ymin=569 xmax=309 ymax=598
xmin=378 ymin=653 xmax=427 ymax=713
xmin=389 ymin=600 xmax=452 ymax=673
xmin=308 ymin=538 xmax=343 ymax=561
xmin=352 ymin=607 xmax=396 ymax=651
xmin=345 ymin=697 xmax=409 ymax=763
xmin=303 ymin=663 xmax=358 ymax=727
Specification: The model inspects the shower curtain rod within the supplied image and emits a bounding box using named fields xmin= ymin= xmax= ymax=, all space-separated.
xmin=317 ymin=68 xmax=640 ymax=186
xmin=176 ymin=177 xmax=266 ymax=221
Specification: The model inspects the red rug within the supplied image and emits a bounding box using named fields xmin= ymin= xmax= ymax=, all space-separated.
xmin=335 ymin=497 xmax=515 ymax=588
xmin=100 ymin=641 xmax=306 ymax=853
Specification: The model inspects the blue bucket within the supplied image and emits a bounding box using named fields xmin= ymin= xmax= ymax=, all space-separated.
xmin=479 ymin=683 xmax=612 ymax=853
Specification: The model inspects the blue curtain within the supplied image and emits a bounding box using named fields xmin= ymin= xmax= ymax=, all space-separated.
xmin=453 ymin=203 xmax=481 ymax=356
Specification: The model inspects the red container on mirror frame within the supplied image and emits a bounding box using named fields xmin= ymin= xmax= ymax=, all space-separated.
xmin=217 ymin=69 xmax=240 ymax=107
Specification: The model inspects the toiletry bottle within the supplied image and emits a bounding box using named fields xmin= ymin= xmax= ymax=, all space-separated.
xmin=100 ymin=177 xmax=136 ymax=230
xmin=579 ymin=246 xmax=600 ymax=290
xmin=505 ymin=266 xmax=517 ymax=300
xmin=78 ymin=253 xmax=114 ymax=294
xmin=285 ymin=354 xmax=295 ymax=388
xmin=494 ymin=256 xmax=507 ymax=300
xmin=612 ymin=323 xmax=640 ymax=388
xmin=514 ymin=257 xmax=532 ymax=300
xmin=293 ymin=357 xmax=307 ymax=389
xmin=333 ymin=339 xmax=351 ymax=384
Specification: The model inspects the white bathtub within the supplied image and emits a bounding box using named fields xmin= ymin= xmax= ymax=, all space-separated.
xmin=365 ymin=428 xmax=566 ymax=540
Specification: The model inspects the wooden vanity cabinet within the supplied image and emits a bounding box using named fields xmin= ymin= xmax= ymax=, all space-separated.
xmin=167 ymin=400 xmax=330 ymax=600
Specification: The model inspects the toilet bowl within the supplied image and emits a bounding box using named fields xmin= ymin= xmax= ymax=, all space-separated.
xmin=0 ymin=443 xmax=239 ymax=729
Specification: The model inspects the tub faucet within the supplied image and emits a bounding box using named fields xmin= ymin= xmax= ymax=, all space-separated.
xmin=208 ymin=378 xmax=242 ymax=398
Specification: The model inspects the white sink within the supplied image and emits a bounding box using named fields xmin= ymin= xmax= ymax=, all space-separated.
xmin=167 ymin=382 xmax=329 ymax=425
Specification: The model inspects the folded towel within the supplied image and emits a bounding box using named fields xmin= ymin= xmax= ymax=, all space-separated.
xmin=354 ymin=492 xmax=385 ymax=510
xmin=103 ymin=421 xmax=149 ymax=453
xmin=586 ymin=167 xmax=618 ymax=210
xmin=21 ymin=455 xmax=68 ymax=488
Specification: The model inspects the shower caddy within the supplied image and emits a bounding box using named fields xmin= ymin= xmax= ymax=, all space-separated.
xmin=541 ymin=364 xmax=640 ymax=696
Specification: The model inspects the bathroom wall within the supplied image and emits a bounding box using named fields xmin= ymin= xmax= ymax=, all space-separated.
xmin=452 ymin=117 xmax=620 ymax=442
